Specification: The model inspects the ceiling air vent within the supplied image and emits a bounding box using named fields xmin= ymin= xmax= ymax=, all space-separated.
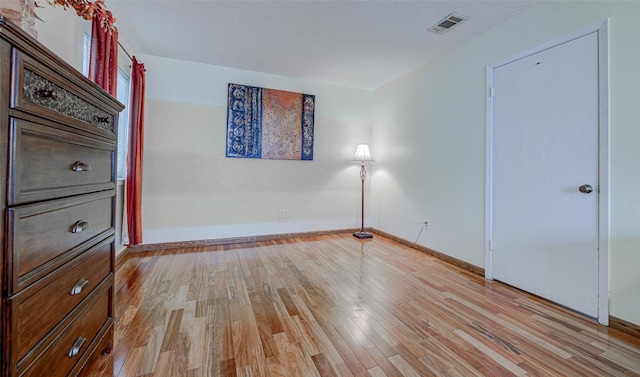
xmin=428 ymin=12 xmax=468 ymax=34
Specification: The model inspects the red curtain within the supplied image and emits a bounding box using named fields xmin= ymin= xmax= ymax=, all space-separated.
xmin=89 ymin=12 xmax=118 ymax=96
xmin=125 ymin=57 xmax=146 ymax=245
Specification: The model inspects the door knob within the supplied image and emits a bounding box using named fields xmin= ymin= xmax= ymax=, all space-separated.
xmin=579 ymin=184 xmax=593 ymax=194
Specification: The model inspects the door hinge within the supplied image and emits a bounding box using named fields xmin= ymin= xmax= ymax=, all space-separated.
xmin=489 ymin=86 xmax=495 ymax=98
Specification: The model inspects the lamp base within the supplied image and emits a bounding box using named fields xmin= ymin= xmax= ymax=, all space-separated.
xmin=353 ymin=231 xmax=373 ymax=239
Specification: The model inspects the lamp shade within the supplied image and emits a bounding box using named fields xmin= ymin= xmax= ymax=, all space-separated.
xmin=352 ymin=143 xmax=375 ymax=162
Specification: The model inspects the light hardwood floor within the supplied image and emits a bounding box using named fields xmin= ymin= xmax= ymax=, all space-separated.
xmin=85 ymin=234 xmax=640 ymax=376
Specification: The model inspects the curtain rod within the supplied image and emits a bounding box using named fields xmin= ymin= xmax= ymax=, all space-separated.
xmin=118 ymin=41 xmax=133 ymax=62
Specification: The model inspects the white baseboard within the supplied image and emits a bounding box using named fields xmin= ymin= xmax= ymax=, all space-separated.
xmin=142 ymin=219 xmax=357 ymax=244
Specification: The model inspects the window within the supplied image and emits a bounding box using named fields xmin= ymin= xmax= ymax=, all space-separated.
xmin=115 ymin=70 xmax=131 ymax=180
xmin=82 ymin=32 xmax=90 ymax=77
xmin=82 ymin=32 xmax=131 ymax=180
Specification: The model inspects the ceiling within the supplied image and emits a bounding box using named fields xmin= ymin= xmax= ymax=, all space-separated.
xmin=108 ymin=0 xmax=543 ymax=90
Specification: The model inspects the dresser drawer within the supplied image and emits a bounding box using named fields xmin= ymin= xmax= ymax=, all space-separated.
xmin=12 ymin=239 xmax=112 ymax=360
xmin=19 ymin=284 xmax=111 ymax=377
xmin=9 ymin=118 xmax=115 ymax=205
xmin=11 ymin=50 xmax=118 ymax=140
xmin=8 ymin=190 xmax=114 ymax=293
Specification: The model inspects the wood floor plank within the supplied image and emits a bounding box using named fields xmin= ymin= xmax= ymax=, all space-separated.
xmin=312 ymin=352 xmax=339 ymax=377
xmin=137 ymin=325 xmax=167 ymax=375
xmin=80 ymin=234 xmax=640 ymax=376
xmin=453 ymin=329 xmax=527 ymax=376
xmin=335 ymin=325 xmax=378 ymax=369
xmin=387 ymin=354 xmax=422 ymax=377
xmin=273 ymin=332 xmax=320 ymax=377
xmin=419 ymin=337 xmax=484 ymax=377
xmin=293 ymin=315 xmax=322 ymax=356
xmin=351 ymin=316 xmax=397 ymax=358
xmin=117 ymin=346 xmax=145 ymax=377
xmin=352 ymin=316 xmax=400 ymax=354
xmin=365 ymin=347 xmax=404 ymax=377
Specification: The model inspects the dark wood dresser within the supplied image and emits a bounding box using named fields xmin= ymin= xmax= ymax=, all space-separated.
xmin=0 ymin=17 xmax=123 ymax=376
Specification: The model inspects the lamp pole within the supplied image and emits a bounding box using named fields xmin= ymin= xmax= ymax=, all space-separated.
xmin=353 ymin=149 xmax=373 ymax=239
xmin=356 ymin=164 xmax=373 ymax=238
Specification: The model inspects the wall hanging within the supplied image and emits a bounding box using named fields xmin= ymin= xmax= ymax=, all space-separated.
xmin=226 ymin=83 xmax=315 ymax=160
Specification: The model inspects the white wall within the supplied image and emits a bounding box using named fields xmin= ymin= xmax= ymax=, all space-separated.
xmin=137 ymin=55 xmax=372 ymax=243
xmin=35 ymin=5 xmax=87 ymax=71
xmin=372 ymin=1 xmax=640 ymax=326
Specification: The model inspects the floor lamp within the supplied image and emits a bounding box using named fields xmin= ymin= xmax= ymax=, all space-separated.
xmin=352 ymin=143 xmax=374 ymax=239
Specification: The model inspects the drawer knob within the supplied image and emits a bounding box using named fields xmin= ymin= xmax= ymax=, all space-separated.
xmin=93 ymin=115 xmax=110 ymax=124
xmin=36 ymin=89 xmax=58 ymax=100
xmin=70 ymin=278 xmax=89 ymax=296
xmin=68 ymin=337 xmax=86 ymax=358
xmin=72 ymin=220 xmax=90 ymax=233
xmin=71 ymin=161 xmax=92 ymax=172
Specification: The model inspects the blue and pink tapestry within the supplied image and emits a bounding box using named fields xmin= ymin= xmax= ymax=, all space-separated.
xmin=226 ymin=83 xmax=315 ymax=160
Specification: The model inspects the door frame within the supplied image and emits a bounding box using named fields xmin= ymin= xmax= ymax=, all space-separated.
xmin=484 ymin=21 xmax=610 ymax=325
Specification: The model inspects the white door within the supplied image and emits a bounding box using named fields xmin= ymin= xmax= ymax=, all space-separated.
xmin=490 ymin=32 xmax=600 ymax=318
